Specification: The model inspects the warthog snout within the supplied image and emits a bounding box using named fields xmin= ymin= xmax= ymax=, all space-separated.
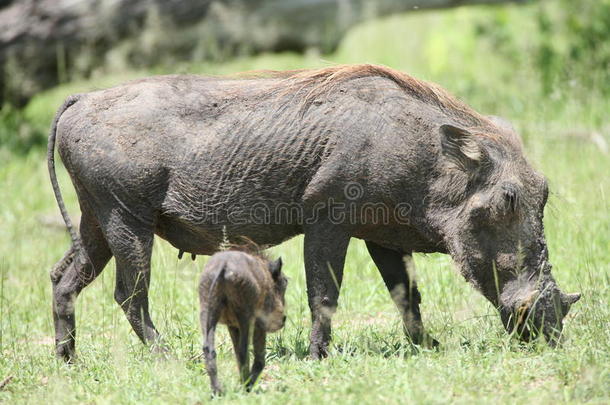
xmin=501 ymin=283 xmax=581 ymax=345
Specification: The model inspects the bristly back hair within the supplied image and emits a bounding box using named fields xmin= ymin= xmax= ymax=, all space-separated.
xmin=238 ymin=63 xmax=495 ymax=133
xmin=222 ymin=235 xmax=271 ymax=262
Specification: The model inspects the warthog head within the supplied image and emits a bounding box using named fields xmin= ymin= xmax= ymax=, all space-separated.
xmin=261 ymin=257 xmax=288 ymax=333
xmin=430 ymin=120 xmax=580 ymax=344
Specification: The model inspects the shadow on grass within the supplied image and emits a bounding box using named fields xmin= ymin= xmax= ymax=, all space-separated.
xmin=267 ymin=325 xmax=310 ymax=361
xmin=266 ymin=326 xmax=442 ymax=361
xmin=332 ymin=330 xmax=442 ymax=359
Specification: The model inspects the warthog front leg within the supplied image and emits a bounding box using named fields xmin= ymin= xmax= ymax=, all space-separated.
xmin=229 ymin=318 xmax=251 ymax=386
xmin=304 ymin=222 xmax=350 ymax=359
xmin=246 ymin=322 xmax=267 ymax=391
xmin=366 ymin=241 xmax=438 ymax=347
xmin=51 ymin=211 xmax=112 ymax=362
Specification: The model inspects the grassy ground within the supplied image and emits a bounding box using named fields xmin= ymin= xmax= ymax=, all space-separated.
xmin=1 ymin=4 xmax=609 ymax=404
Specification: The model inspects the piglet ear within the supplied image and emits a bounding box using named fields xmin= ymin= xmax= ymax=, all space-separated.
xmin=440 ymin=124 xmax=482 ymax=171
xmin=268 ymin=257 xmax=283 ymax=280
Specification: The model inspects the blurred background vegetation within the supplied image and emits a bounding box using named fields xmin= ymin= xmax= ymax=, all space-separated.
xmin=0 ymin=0 xmax=608 ymax=157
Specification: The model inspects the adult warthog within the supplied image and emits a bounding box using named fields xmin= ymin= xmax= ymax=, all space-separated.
xmin=48 ymin=64 xmax=580 ymax=361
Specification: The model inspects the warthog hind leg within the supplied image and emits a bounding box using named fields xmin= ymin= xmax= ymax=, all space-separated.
xmin=52 ymin=209 xmax=112 ymax=362
xmin=202 ymin=306 xmax=223 ymax=395
xmin=104 ymin=211 xmax=162 ymax=348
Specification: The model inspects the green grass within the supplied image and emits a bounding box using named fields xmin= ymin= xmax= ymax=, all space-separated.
xmin=1 ymin=3 xmax=609 ymax=404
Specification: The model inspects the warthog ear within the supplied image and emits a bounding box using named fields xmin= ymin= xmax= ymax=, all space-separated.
xmin=440 ymin=124 xmax=482 ymax=171
xmin=268 ymin=257 xmax=283 ymax=280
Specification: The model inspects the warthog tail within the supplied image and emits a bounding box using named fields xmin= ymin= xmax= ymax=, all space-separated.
xmin=47 ymin=94 xmax=82 ymax=248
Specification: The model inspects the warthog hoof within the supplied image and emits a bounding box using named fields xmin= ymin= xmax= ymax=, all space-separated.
xmin=413 ymin=333 xmax=440 ymax=350
xmin=56 ymin=342 xmax=76 ymax=363
xmin=309 ymin=342 xmax=330 ymax=360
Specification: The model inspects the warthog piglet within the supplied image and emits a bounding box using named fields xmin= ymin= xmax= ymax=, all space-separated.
xmin=199 ymin=250 xmax=287 ymax=395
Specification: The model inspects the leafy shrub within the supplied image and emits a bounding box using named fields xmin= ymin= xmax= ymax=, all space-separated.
xmin=535 ymin=0 xmax=610 ymax=94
